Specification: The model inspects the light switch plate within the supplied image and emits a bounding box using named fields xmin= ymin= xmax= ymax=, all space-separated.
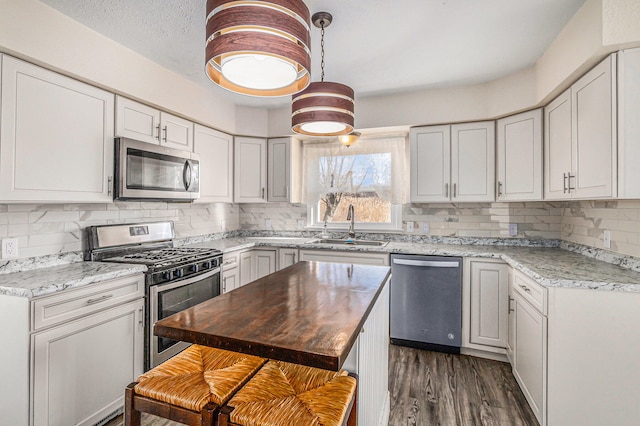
xmin=508 ymin=224 xmax=518 ymax=237
xmin=297 ymin=219 xmax=305 ymax=229
xmin=604 ymin=230 xmax=611 ymax=248
xmin=265 ymin=219 xmax=272 ymax=230
xmin=2 ymin=238 xmax=18 ymax=259
xmin=406 ymin=222 xmax=414 ymax=232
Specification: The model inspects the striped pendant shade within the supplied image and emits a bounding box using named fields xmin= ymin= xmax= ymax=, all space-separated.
xmin=205 ymin=0 xmax=311 ymax=97
xmin=291 ymin=82 xmax=355 ymax=136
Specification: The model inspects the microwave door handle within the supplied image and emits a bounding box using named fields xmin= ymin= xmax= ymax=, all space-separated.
xmin=183 ymin=160 xmax=192 ymax=191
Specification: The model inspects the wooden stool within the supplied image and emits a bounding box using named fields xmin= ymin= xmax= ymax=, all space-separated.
xmin=217 ymin=360 xmax=357 ymax=426
xmin=125 ymin=345 xmax=266 ymax=426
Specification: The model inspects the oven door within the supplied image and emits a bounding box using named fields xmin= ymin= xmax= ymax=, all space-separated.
xmin=149 ymin=267 xmax=220 ymax=369
xmin=115 ymin=137 xmax=200 ymax=201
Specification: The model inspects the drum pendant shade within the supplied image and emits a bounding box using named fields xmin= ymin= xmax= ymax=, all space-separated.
xmin=205 ymin=0 xmax=311 ymax=97
xmin=291 ymin=11 xmax=355 ymax=137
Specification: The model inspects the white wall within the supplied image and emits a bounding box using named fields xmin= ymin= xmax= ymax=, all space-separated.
xmin=0 ymin=0 xmax=237 ymax=134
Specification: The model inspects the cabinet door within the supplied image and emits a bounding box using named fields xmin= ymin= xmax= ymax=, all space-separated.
xmin=410 ymin=125 xmax=451 ymax=202
xmin=469 ymin=261 xmax=509 ymax=348
xmin=160 ymin=112 xmax=194 ymax=151
xmin=234 ymin=137 xmax=267 ymax=203
xmin=194 ymin=124 xmax=233 ymax=203
xmin=0 ymin=56 xmax=115 ymax=203
xmin=222 ymin=267 xmax=239 ymax=293
xmin=239 ymin=251 xmax=253 ymax=286
xmin=572 ymin=54 xmax=617 ymax=199
xmin=299 ymin=250 xmax=389 ymax=266
xmin=618 ymin=48 xmax=640 ymax=199
xmin=252 ymin=249 xmax=276 ymax=280
xmin=451 ymin=121 xmax=495 ymax=202
xmin=268 ymin=138 xmax=290 ymax=202
xmin=32 ymin=299 xmax=144 ymax=426
xmin=544 ymin=89 xmax=573 ymax=200
xmin=512 ymin=293 xmax=547 ymax=425
xmin=115 ymin=96 xmax=160 ymax=144
xmin=278 ymin=248 xmax=299 ymax=270
xmin=497 ymin=109 xmax=543 ymax=201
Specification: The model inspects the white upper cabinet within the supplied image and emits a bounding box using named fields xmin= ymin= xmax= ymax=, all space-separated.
xmin=617 ymin=47 xmax=640 ymax=199
xmin=497 ymin=109 xmax=543 ymax=201
xmin=234 ymin=137 xmax=267 ymax=203
xmin=545 ymin=54 xmax=617 ymax=200
xmin=193 ymin=124 xmax=233 ymax=203
xmin=0 ymin=56 xmax=115 ymax=203
xmin=267 ymin=137 xmax=301 ymax=203
xmin=411 ymin=122 xmax=495 ymax=203
xmin=451 ymin=121 xmax=495 ymax=202
xmin=410 ymin=125 xmax=451 ymax=202
xmin=115 ymin=96 xmax=193 ymax=151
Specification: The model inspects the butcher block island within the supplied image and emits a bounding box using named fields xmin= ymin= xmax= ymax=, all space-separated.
xmin=155 ymin=261 xmax=392 ymax=426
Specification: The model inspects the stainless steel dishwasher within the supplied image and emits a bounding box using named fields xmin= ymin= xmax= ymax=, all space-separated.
xmin=390 ymin=254 xmax=462 ymax=353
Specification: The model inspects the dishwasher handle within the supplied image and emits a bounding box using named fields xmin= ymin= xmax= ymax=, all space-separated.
xmin=392 ymin=258 xmax=459 ymax=268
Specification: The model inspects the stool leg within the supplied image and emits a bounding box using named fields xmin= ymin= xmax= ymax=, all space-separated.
xmin=124 ymin=383 xmax=141 ymax=426
xmin=217 ymin=406 xmax=234 ymax=426
xmin=201 ymin=402 xmax=218 ymax=426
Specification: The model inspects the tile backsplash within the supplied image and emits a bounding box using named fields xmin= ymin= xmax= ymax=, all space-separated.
xmin=0 ymin=202 xmax=239 ymax=259
xmin=2 ymin=199 xmax=640 ymax=261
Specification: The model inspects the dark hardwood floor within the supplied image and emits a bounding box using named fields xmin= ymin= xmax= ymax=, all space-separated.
xmin=389 ymin=344 xmax=538 ymax=426
xmin=105 ymin=345 xmax=537 ymax=426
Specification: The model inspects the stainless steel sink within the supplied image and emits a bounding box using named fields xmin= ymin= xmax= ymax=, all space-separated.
xmin=308 ymin=238 xmax=389 ymax=247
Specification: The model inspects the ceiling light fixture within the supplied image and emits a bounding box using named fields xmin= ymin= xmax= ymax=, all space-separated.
xmin=291 ymin=12 xmax=355 ymax=137
xmin=205 ymin=0 xmax=311 ymax=97
xmin=338 ymin=131 xmax=361 ymax=147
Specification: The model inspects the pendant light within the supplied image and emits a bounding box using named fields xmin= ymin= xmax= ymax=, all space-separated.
xmin=205 ymin=0 xmax=311 ymax=97
xmin=291 ymin=12 xmax=355 ymax=137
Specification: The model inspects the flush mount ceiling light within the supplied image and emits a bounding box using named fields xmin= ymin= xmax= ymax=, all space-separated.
xmin=205 ymin=0 xmax=311 ymax=97
xmin=291 ymin=12 xmax=355 ymax=137
xmin=338 ymin=131 xmax=361 ymax=147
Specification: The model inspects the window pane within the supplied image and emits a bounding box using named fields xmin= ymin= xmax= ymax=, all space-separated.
xmin=318 ymin=193 xmax=391 ymax=224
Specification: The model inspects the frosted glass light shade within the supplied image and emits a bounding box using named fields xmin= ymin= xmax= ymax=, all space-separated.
xmin=291 ymin=82 xmax=355 ymax=136
xmin=206 ymin=0 xmax=311 ymax=97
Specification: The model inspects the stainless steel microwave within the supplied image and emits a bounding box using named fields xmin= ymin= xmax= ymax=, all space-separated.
xmin=114 ymin=137 xmax=200 ymax=201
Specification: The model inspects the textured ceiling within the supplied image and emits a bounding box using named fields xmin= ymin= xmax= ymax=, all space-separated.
xmin=38 ymin=0 xmax=586 ymax=108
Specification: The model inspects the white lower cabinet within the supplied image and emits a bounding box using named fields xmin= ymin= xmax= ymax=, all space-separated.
xmin=343 ymin=278 xmax=390 ymax=426
xmin=277 ymin=248 xmax=299 ymax=270
xmin=32 ymin=298 xmax=144 ymax=426
xmin=238 ymin=249 xmax=277 ymax=286
xmin=462 ymin=259 xmax=509 ymax=357
xmin=222 ymin=251 xmax=241 ymax=294
xmin=298 ymin=250 xmax=389 ymax=266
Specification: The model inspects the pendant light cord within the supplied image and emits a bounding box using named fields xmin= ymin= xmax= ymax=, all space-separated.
xmin=320 ymin=21 xmax=325 ymax=82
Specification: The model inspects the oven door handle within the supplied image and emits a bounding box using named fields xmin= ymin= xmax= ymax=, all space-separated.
xmin=153 ymin=267 xmax=221 ymax=294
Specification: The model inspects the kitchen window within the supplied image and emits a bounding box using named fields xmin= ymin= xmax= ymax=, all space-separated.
xmin=302 ymin=135 xmax=407 ymax=231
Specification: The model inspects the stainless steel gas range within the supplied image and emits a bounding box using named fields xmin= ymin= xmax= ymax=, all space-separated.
xmin=86 ymin=221 xmax=222 ymax=371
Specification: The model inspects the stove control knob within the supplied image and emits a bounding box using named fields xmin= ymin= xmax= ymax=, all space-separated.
xmin=173 ymin=269 xmax=183 ymax=279
xmin=162 ymin=271 xmax=172 ymax=281
xmin=204 ymin=261 xmax=212 ymax=269
xmin=190 ymin=264 xmax=199 ymax=273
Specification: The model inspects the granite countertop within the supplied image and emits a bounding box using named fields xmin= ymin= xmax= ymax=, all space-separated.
xmin=186 ymin=237 xmax=640 ymax=293
xmin=0 ymin=262 xmax=147 ymax=298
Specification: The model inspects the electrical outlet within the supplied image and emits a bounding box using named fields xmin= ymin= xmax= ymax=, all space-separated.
xmin=265 ymin=219 xmax=272 ymax=230
xmin=2 ymin=238 xmax=18 ymax=259
xmin=422 ymin=222 xmax=430 ymax=234
xmin=297 ymin=219 xmax=305 ymax=229
xmin=603 ymin=230 xmax=611 ymax=249
xmin=508 ymin=223 xmax=518 ymax=237
xmin=220 ymin=219 xmax=226 ymax=231
xmin=406 ymin=222 xmax=414 ymax=232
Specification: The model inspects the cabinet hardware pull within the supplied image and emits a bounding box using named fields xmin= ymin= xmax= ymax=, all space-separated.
xmin=138 ymin=307 xmax=144 ymax=328
xmin=563 ymin=173 xmax=568 ymax=193
xmin=262 ymin=187 xmax=265 ymax=199
xmin=568 ymin=173 xmax=576 ymax=191
xmin=508 ymin=296 xmax=514 ymax=313
xmin=222 ymin=277 xmax=227 ymax=293
xmin=445 ymin=183 xmax=449 ymax=198
xmin=518 ymin=284 xmax=531 ymax=293
xmin=87 ymin=294 xmax=113 ymax=305
xmin=107 ymin=176 xmax=113 ymax=196
xmin=453 ymin=183 xmax=457 ymax=198
xmin=155 ymin=124 xmax=160 ymax=140
xmin=498 ymin=181 xmax=503 ymax=197
xmin=163 ymin=126 xmax=168 ymax=142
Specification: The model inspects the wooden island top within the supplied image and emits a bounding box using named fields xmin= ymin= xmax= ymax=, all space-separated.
xmin=154 ymin=261 xmax=391 ymax=371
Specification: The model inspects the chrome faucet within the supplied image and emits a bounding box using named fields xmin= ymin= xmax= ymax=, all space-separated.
xmin=346 ymin=204 xmax=356 ymax=239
